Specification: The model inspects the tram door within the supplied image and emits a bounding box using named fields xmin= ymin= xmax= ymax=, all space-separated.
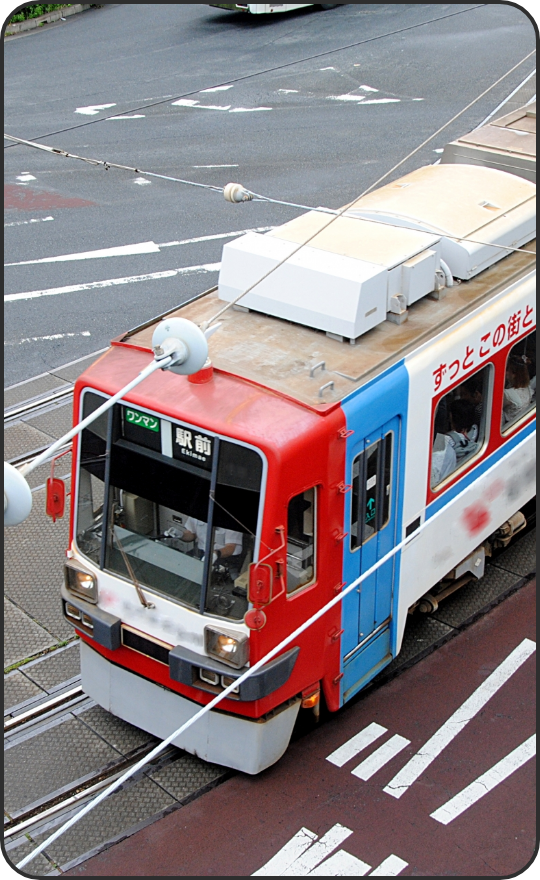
xmin=341 ymin=414 xmax=401 ymax=702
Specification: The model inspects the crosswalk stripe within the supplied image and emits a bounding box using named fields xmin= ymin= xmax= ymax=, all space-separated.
xmin=383 ymin=638 xmax=536 ymax=799
xmin=430 ymin=734 xmax=536 ymax=825
xmin=326 ymin=722 xmax=387 ymax=768
xmin=369 ymin=854 xmax=409 ymax=876
xmin=352 ymin=734 xmax=411 ymax=781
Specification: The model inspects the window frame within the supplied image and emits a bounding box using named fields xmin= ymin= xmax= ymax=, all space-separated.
xmin=500 ymin=329 xmax=536 ymax=437
xmin=430 ymin=362 xmax=494 ymax=493
xmin=74 ymin=389 xmax=268 ymax=618
xmin=350 ymin=431 xmax=394 ymax=553
xmin=285 ymin=486 xmax=318 ymax=595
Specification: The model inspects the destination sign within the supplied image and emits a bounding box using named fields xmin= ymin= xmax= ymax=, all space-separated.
xmin=173 ymin=423 xmax=214 ymax=470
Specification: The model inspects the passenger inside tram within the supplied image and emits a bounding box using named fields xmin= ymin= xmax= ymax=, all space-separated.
xmin=502 ymin=358 xmax=533 ymax=425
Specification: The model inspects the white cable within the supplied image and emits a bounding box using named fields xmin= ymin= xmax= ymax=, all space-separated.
xmin=473 ymin=68 xmax=536 ymax=129
xmin=16 ymin=427 xmax=535 ymax=870
xmin=3 ymin=132 xmax=536 ymax=277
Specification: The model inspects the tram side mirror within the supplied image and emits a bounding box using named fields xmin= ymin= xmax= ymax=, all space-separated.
xmin=248 ymin=563 xmax=273 ymax=606
xmin=46 ymin=477 xmax=66 ymax=523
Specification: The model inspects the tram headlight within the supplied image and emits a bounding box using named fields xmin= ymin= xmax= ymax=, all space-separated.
xmin=204 ymin=626 xmax=248 ymax=669
xmin=64 ymin=562 xmax=98 ymax=604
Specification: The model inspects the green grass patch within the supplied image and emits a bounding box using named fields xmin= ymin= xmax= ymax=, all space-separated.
xmin=9 ymin=5 xmax=72 ymax=24
xmin=4 ymin=636 xmax=78 ymax=674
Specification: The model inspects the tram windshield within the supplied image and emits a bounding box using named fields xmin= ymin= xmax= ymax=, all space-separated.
xmin=75 ymin=392 xmax=263 ymax=621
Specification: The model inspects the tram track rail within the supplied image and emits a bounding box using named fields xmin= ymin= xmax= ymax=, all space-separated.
xmin=4 ymin=742 xmax=178 ymax=841
xmin=4 ymin=379 xmax=75 ymax=474
xmin=4 ymin=685 xmax=85 ymax=736
xmin=4 ymin=386 xmax=74 ymax=424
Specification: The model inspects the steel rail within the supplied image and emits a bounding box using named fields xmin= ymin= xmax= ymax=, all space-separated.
xmin=7 ymin=442 xmax=73 ymax=472
xmin=4 ymin=742 xmax=176 ymax=840
xmin=4 ymin=685 xmax=84 ymax=734
xmin=4 ymin=387 xmax=74 ymax=423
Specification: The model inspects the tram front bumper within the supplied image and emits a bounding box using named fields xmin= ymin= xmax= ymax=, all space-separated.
xmin=80 ymin=640 xmax=301 ymax=774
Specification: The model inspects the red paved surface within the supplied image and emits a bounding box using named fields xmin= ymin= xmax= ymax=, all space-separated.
xmin=68 ymin=580 xmax=536 ymax=877
xmin=4 ymin=184 xmax=95 ymax=210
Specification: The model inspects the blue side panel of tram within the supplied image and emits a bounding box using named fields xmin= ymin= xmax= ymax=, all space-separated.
xmin=339 ymin=362 xmax=409 ymax=706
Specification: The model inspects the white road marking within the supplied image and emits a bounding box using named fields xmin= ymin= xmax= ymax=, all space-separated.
xmin=171 ymin=98 xmax=231 ymax=110
xmin=16 ymin=173 xmax=36 ymax=182
xmin=5 ymin=227 xmax=273 ymax=268
xmin=361 ymin=99 xmax=401 ymax=105
xmin=252 ymin=828 xmax=318 ymax=876
xmin=158 ymin=227 xmax=273 ymax=247
xmin=281 ymin=825 xmax=353 ymax=876
xmin=328 ymin=94 xmax=367 ymax=102
xmin=430 ymin=734 xmax=536 ymax=825
xmin=359 ymin=85 xmax=378 ymax=92
xmin=369 ymin=855 xmax=409 ymax=876
xmin=278 ymin=89 xmax=299 ymax=93
xmin=106 ymin=115 xmax=145 ymax=119
xmin=133 ymin=177 xmax=151 ymax=185
xmin=352 ymin=734 xmax=411 ymax=781
xmin=75 ymin=103 xmax=116 ymax=115
xmin=384 ymin=638 xmax=536 ymax=799
xmin=433 ymin=148 xmax=444 ymax=153
xmin=4 ymin=263 xmax=221 ymax=303
xmin=5 ymin=331 xmax=91 ymax=346
xmin=309 ymin=850 xmax=371 ymax=876
xmin=252 ymin=825 xmax=408 ymax=877
xmin=326 ymin=722 xmax=387 ymax=768
xmin=5 ymin=241 xmax=161 ymax=267
xmin=172 ymin=98 xmax=271 ymax=113
xmin=196 ymin=104 xmax=232 ymax=111
xmin=320 ymin=66 xmax=336 ymax=71
xmin=5 ymin=216 xmax=54 ymax=227
xmin=201 ymin=85 xmax=234 ymax=92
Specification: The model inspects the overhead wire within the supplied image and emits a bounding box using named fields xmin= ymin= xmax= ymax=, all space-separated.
xmin=5 ymin=105 xmax=537 ymax=270
xmin=4 ymin=4 xmax=487 ymax=148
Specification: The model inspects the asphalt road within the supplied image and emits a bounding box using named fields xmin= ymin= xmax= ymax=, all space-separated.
xmin=67 ymin=578 xmax=536 ymax=877
xmin=4 ymin=3 xmax=536 ymax=385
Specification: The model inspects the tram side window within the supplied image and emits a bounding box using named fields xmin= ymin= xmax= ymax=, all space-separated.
xmin=431 ymin=364 xmax=491 ymax=489
xmin=76 ymin=392 xmax=109 ymax=565
xmin=501 ymin=330 xmax=536 ymax=432
xmin=350 ymin=433 xmax=393 ymax=551
xmin=287 ymin=488 xmax=316 ymax=593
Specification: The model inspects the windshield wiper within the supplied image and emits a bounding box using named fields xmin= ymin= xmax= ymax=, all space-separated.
xmin=110 ymin=504 xmax=154 ymax=609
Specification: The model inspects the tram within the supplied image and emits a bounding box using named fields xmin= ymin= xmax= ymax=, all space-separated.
xmin=210 ymin=4 xmax=316 ymax=14
xmin=47 ymin=106 xmax=536 ymax=774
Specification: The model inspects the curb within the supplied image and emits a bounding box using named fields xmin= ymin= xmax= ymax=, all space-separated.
xmin=4 ymin=4 xmax=92 ymax=37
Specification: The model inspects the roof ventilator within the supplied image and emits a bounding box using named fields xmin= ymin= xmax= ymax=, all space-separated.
xmin=217 ymin=164 xmax=535 ymax=342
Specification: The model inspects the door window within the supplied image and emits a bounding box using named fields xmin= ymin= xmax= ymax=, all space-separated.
xmin=350 ymin=433 xmax=393 ymax=551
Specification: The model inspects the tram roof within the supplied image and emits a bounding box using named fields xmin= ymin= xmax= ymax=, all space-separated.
xmin=118 ymin=241 xmax=535 ymax=410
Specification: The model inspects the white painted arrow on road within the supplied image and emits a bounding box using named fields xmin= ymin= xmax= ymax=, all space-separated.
xmin=4 ymin=227 xmax=273 ymax=268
